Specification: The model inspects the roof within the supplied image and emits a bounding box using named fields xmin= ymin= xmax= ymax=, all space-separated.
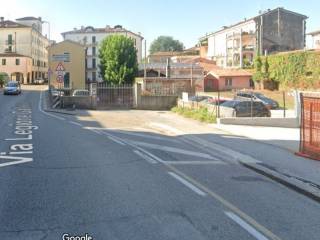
xmin=61 ymin=26 xmax=143 ymax=39
xmin=208 ymin=67 xmax=252 ymax=78
xmin=308 ymin=30 xmax=320 ymax=36
xmin=200 ymin=7 xmax=308 ymax=40
xmin=16 ymin=16 xmax=41 ymax=21
xmin=0 ymin=20 xmax=29 ymax=28
xmin=0 ymin=53 xmax=30 ymax=58
xmin=139 ymin=62 xmax=203 ymax=70
xmin=49 ymin=39 xmax=85 ymax=49
xmin=149 ymin=51 xmax=181 ymax=57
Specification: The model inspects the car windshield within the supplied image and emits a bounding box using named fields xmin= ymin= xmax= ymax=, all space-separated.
xmin=6 ymin=82 xmax=18 ymax=87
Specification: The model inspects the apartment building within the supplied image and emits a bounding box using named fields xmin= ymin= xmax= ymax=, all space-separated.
xmin=62 ymin=25 xmax=143 ymax=82
xmin=199 ymin=7 xmax=308 ymax=68
xmin=0 ymin=17 xmax=49 ymax=83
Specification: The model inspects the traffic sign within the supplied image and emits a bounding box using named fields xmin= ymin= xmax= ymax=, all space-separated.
xmin=56 ymin=75 xmax=64 ymax=83
xmin=56 ymin=62 xmax=65 ymax=72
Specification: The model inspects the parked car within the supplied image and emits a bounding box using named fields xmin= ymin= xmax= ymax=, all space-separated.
xmin=34 ymin=79 xmax=45 ymax=85
xmin=3 ymin=81 xmax=21 ymax=95
xmin=51 ymin=90 xmax=64 ymax=97
xmin=236 ymin=91 xmax=279 ymax=109
xmin=219 ymin=100 xmax=271 ymax=118
xmin=188 ymin=95 xmax=211 ymax=102
xmin=72 ymin=89 xmax=90 ymax=97
xmin=203 ymin=98 xmax=227 ymax=106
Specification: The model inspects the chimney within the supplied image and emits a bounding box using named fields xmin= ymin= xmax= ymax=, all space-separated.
xmin=0 ymin=17 xmax=4 ymax=22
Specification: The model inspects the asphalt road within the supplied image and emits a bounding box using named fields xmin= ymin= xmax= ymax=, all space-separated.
xmin=0 ymin=86 xmax=319 ymax=240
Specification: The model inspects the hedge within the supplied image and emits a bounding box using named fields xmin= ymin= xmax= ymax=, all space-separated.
xmin=253 ymin=51 xmax=320 ymax=89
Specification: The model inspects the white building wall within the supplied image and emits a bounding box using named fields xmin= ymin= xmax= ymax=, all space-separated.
xmin=205 ymin=20 xmax=256 ymax=67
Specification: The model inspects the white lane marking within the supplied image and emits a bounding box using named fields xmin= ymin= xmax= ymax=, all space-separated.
xmin=107 ymin=136 xmax=126 ymax=146
xmin=38 ymin=92 xmax=65 ymax=121
xmin=149 ymin=123 xmax=260 ymax=164
xmin=103 ymin=130 xmax=179 ymax=143
xmin=149 ymin=122 xmax=184 ymax=135
xmin=69 ymin=121 xmax=82 ymax=127
xmin=89 ymin=129 xmax=102 ymax=135
xmin=165 ymin=160 xmax=226 ymax=165
xmin=133 ymin=150 xmax=157 ymax=164
xmin=0 ymin=156 xmax=33 ymax=168
xmin=129 ymin=141 xmax=215 ymax=160
xmin=168 ymin=171 xmax=207 ymax=196
xmin=225 ymin=212 xmax=269 ymax=240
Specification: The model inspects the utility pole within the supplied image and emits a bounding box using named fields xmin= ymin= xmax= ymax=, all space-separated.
xmin=143 ymin=39 xmax=147 ymax=90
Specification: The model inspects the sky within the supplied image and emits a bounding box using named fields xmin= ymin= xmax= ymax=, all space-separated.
xmin=1 ymin=0 xmax=319 ymax=51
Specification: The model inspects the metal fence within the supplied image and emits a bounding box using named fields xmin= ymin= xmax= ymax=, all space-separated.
xmin=87 ymin=83 xmax=134 ymax=109
xmin=299 ymin=94 xmax=320 ymax=160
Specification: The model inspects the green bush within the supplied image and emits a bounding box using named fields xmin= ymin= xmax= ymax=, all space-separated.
xmin=253 ymin=51 xmax=320 ymax=89
xmin=171 ymin=106 xmax=216 ymax=123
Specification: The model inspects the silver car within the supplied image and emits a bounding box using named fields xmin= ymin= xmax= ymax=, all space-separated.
xmin=3 ymin=81 xmax=21 ymax=95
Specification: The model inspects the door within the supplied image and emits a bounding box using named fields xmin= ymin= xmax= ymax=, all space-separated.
xmin=64 ymin=72 xmax=70 ymax=88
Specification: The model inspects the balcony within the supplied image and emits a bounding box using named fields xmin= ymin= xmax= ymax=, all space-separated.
xmin=5 ymin=40 xmax=15 ymax=45
xmin=4 ymin=48 xmax=14 ymax=53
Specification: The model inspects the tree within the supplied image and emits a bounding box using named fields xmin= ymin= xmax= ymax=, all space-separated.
xmin=0 ymin=73 xmax=6 ymax=88
xmin=99 ymin=35 xmax=138 ymax=85
xmin=149 ymin=36 xmax=184 ymax=54
xmin=252 ymin=55 xmax=264 ymax=82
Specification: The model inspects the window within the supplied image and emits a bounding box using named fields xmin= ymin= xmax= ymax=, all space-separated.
xmin=92 ymin=47 xmax=96 ymax=56
xmin=225 ymin=78 xmax=232 ymax=87
xmin=92 ymin=72 xmax=96 ymax=81
xmin=8 ymin=46 xmax=12 ymax=52
xmin=16 ymin=59 xmax=20 ymax=65
xmin=92 ymin=58 xmax=96 ymax=68
xmin=2 ymin=59 xmax=6 ymax=65
xmin=8 ymin=34 xmax=13 ymax=44
xmin=92 ymin=36 xmax=96 ymax=43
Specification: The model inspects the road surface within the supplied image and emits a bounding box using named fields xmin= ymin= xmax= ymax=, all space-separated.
xmin=0 ymin=86 xmax=319 ymax=240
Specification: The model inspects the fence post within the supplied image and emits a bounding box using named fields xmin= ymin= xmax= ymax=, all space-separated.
xmin=250 ymin=91 xmax=253 ymax=118
xmin=299 ymin=93 xmax=304 ymax=152
xmin=310 ymin=102 xmax=313 ymax=145
xmin=283 ymin=91 xmax=286 ymax=118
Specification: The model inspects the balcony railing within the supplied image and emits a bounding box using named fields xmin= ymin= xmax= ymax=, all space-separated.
xmin=5 ymin=40 xmax=15 ymax=45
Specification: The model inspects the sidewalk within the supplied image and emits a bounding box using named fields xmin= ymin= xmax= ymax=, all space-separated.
xmin=160 ymin=112 xmax=320 ymax=201
xmin=213 ymin=124 xmax=300 ymax=153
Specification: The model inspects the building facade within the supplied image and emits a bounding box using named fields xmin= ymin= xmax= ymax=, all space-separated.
xmin=199 ymin=8 xmax=307 ymax=68
xmin=308 ymin=30 xmax=320 ymax=50
xmin=62 ymin=25 xmax=143 ymax=83
xmin=48 ymin=40 xmax=86 ymax=90
xmin=0 ymin=17 xmax=49 ymax=83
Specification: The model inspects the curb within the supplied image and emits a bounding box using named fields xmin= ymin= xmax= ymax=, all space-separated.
xmin=44 ymin=108 xmax=77 ymax=115
xmin=241 ymin=162 xmax=320 ymax=203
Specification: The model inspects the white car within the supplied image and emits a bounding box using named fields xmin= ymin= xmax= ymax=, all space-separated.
xmin=72 ymin=89 xmax=90 ymax=97
xmin=34 ymin=79 xmax=45 ymax=84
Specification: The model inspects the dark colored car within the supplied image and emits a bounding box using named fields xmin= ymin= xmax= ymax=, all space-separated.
xmin=236 ymin=92 xmax=279 ymax=109
xmin=219 ymin=100 xmax=271 ymax=117
xmin=188 ymin=95 xmax=211 ymax=102
xmin=3 ymin=81 xmax=21 ymax=95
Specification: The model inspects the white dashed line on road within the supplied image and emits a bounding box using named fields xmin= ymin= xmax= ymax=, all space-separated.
xmin=69 ymin=121 xmax=82 ymax=127
xmin=107 ymin=136 xmax=126 ymax=146
xmin=168 ymin=171 xmax=207 ymax=196
xmin=165 ymin=160 xmax=226 ymax=165
xmin=225 ymin=211 xmax=269 ymax=240
xmin=133 ymin=150 xmax=157 ymax=164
